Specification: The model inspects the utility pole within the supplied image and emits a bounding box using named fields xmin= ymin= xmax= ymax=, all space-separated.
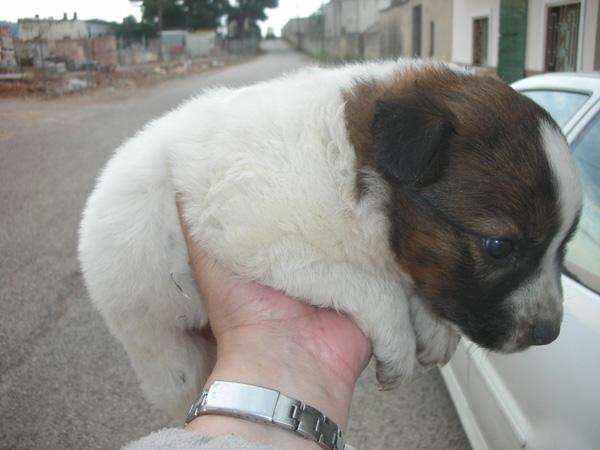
xmin=85 ymin=27 xmax=93 ymax=92
xmin=321 ymin=0 xmax=325 ymax=55
xmin=37 ymin=24 xmax=48 ymax=98
xmin=296 ymin=1 xmax=301 ymax=51
xmin=157 ymin=0 xmax=164 ymax=62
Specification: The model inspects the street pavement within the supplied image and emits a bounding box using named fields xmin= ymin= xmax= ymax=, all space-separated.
xmin=0 ymin=40 xmax=470 ymax=450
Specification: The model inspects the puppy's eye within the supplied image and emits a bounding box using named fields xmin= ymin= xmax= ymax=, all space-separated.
xmin=484 ymin=238 xmax=514 ymax=259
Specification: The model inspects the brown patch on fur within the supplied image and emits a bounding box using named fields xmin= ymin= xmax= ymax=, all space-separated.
xmin=403 ymin=229 xmax=448 ymax=298
xmin=344 ymin=65 xmax=545 ymax=202
xmin=344 ymin=79 xmax=380 ymax=196
xmin=344 ymin=66 xmax=466 ymax=194
xmin=386 ymin=189 xmax=461 ymax=301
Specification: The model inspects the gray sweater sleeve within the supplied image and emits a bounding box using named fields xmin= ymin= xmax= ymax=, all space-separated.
xmin=124 ymin=428 xmax=280 ymax=450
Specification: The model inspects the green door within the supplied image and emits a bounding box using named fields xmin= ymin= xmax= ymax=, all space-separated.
xmin=497 ymin=0 xmax=528 ymax=83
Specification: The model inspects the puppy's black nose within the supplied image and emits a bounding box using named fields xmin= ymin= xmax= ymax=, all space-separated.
xmin=531 ymin=322 xmax=560 ymax=345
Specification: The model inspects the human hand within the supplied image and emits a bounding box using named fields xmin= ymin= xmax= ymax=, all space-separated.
xmin=177 ymin=200 xmax=371 ymax=447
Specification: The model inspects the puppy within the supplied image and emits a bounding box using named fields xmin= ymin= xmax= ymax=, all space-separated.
xmin=79 ymin=59 xmax=581 ymax=421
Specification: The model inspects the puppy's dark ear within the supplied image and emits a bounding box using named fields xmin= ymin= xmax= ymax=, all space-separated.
xmin=372 ymin=90 xmax=455 ymax=187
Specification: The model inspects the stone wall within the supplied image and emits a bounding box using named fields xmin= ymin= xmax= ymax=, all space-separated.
xmin=91 ymin=36 xmax=118 ymax=67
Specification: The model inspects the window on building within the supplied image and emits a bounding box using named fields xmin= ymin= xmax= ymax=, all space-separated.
xmin=473 ymin=17 xmax=489 ymax=66
xmin=412 ymin=5 xmax=422 ymax=57
xmin=545 ymin=3 xmax=581 ymax=72
xmin=429 ymin=21 xmax=435 ymax=57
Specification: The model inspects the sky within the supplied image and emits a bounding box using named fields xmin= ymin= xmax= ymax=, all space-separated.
xmin=1 ymin=0 xmax=324 ymax=36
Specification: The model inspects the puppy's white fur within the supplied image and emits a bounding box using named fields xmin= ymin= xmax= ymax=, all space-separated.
xmin=79 ymin=60 xmax=459 ymax=420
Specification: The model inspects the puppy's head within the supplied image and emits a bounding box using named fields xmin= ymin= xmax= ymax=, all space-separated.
xmin=346 ymin=65 xmax=582 ymax=352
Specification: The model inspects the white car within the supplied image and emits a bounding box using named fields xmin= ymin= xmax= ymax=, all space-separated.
xmin=441 ymin=73 xmax=600 ymax=450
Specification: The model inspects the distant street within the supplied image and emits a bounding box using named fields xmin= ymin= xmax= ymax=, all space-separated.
xmin=0 ymin=40 xmax=470 ymax=450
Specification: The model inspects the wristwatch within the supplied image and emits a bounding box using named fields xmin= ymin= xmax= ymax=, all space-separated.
xmin=186 ymin=381 xmax=346 ymax=450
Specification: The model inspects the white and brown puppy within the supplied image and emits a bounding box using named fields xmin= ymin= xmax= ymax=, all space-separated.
xmin=79 ymin=59 xmax=581 ymax=421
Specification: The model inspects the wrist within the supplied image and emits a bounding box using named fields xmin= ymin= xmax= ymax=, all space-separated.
xmin=206 ymin=330 xmax=357 ymax=429
xmin=186 ymin=331 xmax=356 ymax=449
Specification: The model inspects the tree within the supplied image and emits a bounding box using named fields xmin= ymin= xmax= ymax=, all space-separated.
xmin=138 ymin=0 xmax=184 ymax=29
xmin=130 ymin=0 xmax=228 ymax=31
xmin=227 ymin=0 xmax=278 ymax=38
xmin=128 ymin=0 xmax=277 ymax=38
xmin=112 ymin=15 xmax=158 ymax=45
xmin=183 ymin=0 xmax=229 ymax=30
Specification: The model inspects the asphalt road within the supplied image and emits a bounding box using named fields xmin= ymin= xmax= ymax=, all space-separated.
xmin=0 ymin=40 xmax=470 ymax=450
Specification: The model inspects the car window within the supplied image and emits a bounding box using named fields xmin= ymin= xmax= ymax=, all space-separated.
xmin=564 ymin=110 xmax=600 ymax=294
xmin=521 ymin=90 xmax=589 ymax=127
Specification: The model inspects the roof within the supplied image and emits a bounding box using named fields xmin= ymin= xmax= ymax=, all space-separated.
xmin=86 ymin=19 xmax=112 ymax=25
xmin=527 ymin=72 xmax=600 ymax=80
xmin=513 ymin=72 xmax=600 ymax=94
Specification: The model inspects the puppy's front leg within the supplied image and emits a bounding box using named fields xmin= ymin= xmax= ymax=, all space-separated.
xmin=264 ymin=256 xmax=417 ymax=389
xmin=408 ymin=294 xmax=460 ymax=369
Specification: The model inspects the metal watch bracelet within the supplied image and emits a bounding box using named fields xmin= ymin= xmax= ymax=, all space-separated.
xmin=186 ymin=380 xmax=346 ymax=450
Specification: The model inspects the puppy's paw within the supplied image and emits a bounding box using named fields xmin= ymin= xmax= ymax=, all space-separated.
xmin=376 ymin=359 xmax=401 ymax=390
xmin=374 ymin=345 xmax=416 ymax=390
xmin=416 ymin=323 xmax=460 ymax=369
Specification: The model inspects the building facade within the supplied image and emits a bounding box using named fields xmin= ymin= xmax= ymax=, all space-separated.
xmin=526 ymin=0 xmax=599 ymax=73
xmin=187 ymin=31 xmax=217 ymax=58
xmin=284 ymin=0 xmax=599 ymax=78
xmin=452 ymin=0 xmax=500 ymax=70
xmin=322 ymin=0 xmax=388 ymax=58
xmin=380 ymin=0 xmax=454 ymax=60
xmin=15 ymin=14 xmax=119 ymax=69
xmin=90 ymin=35 xmax=118 ymax=67
xmin=17 ymin=14 xmax=88 ymax=40
xmin=0 ymin=26 xmax=16 ymax=67
xmin=325 ymin=0 xmax=359 ymax=37
xmin=86 ymin=20 xmax=113 ymax=38
xmin=452 ymin=0 xmax=600 ymax=81
xmin=286 ymin=0 xmax=453 ymax=61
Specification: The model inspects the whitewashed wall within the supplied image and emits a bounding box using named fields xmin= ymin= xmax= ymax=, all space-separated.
xmin=18 ymin=19 xmax=88 ymax=41
xmin=451 ymin=0 xmax=501 ymax=67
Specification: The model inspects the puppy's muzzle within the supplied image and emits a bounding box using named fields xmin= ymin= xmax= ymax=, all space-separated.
xmin=529 ymin=321 xmax=561 ymax=346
